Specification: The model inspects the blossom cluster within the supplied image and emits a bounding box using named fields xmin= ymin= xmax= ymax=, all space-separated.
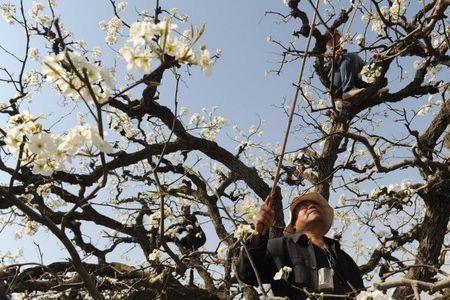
xmin=187 ymin=108 xmax=227 ymax=141
xmin=334 ymin=210 xmax=357 ymax=227
xmin=105 ymin=16 xmax=123 ymax=45
xmin=361 ymin=63 xmax=382 ymax=84
xmin=28 ymin=47 xmax=41 ymax=60
xmin=148 ymin=249 xmax=161 ymax=261
xmin=14 ymin=220 xmax=38 ymax=240
xmin=417 ymin=104 xmax=431 ymax=116
xmin=42 ymin=51 xmax=115 ymax=103
xmin=283 ymin=150 xmax=307 ymax=165
xmin=27 ymin=1 xmax=55 ymax=27
xmin=370 ymin=179 xmax=414 ymax=199
xmin=234 ymin=224 xmax=258 ymax=241
xmin=116 ymin=1 xmax=126 ymax=12
xmin=431 ymin=27 xmax=450 ymax=49
xmin=144 ymin=208 xmax=174 ymax=230
xmin=0 ymin=2 xmax=15 ymax=24
xmin=362 ymin=0 xmax=407 ymax=36
xmin=3 ymin=111 xmax=113 ymax=176
xmin=0 ymin=249 xmax=23 ymax=265
xmin=389 ymin=0 xmax=407 ymax=22
xmin=109 ymin=112 xmax=140 ymax=139
xmin=22 ymin=70 xmax=42 ymax=91
xmin=273 ymin=266 xmax=292 ymax=280
xmin=36 ymin=183 xmax=52 ymax=196
xmin=362 ymin=9 xmax=386 ymax=36
xmin=355 ymin=34 xmax=365 ymax=47
xmin=28 ymin=2 xmax=44 ymax=19
xmin=236 ymin=199 xmax=259 ymax=222
xmin=356 ymin=289 xmax=392 ymax=300
xmin=119 ymin=18 xmax=213 ymax=75
xmin=338 ymin=33 xmax=352 ymax=48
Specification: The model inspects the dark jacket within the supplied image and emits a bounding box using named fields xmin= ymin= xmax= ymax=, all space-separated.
xmin=177 ymin=214 xmax=206 ymax=251
xmin=236 ymin=234 xmax=364 ymax=299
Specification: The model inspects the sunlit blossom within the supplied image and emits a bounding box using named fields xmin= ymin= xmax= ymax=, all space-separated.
xmin=273 ymin=266 xmax=292 ymax=281
xmin=119 ymin=46 xmax=152 ymax=73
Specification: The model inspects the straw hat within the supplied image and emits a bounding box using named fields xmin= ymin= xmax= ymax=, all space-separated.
xmin=285 ymin=192 xmax=334 ymax=234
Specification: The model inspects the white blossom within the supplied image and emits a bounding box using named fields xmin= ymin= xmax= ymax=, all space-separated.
xmin=92 ymin=46 xmax=102 ymax=58
xmin=124 ymin=19 xmax=211 ymax=73
xmin=117 ymin=1 xmax=127 ymax=12
xmin=417 ymin=104 xmax=431 ymax=116
xmin=28 ymin=133 xmax=58 ymax=158
xmin=361 ymin=63 xmax=382 ymax=83
xmin=98 ymin=20 xmax=107 ymax=31
xmin=145 ymin=132 xmax=155 ymax=143
xmin=234 ymin=224 xmax=258 ymax=241
xmin=355 ymin=34 xmax=364 ymax=46
xmin=389 ymin=0 xmax=406 ymax=21
xmin=28 ymin=48 xmax=40 ymax=61
xmin=42 ymin=51 xmax=113 ymax=102
xmin=1 ymin=3 xmax=16 ymax=24
xmin=201 ymin=115 xmax=227 ymax=141
xmin=153 ymin=18 xmax=177 ymax=36
xmin=165 ymin=227 xmax=179 ymax=239
xmin=108 ymin=16 xmax=123 ymax=32
xmin=317 ymin=99 xmax=327 ymax=109
xmin=273 ymin=266 xmax=292 ymax=280
xmin=179 ymin=107 xmax=189 ymax=116
xmin=32 ymin=158 xmax=53 ymax=176
xmin=339 ymin=33 xmax=352 ymax=47
xmin=356 ymin=289 xmax=392 ymax=300
xmin=129 ymin=21 xmax=156 ymax=46
xmin=163 ymin=34 xmax=186 ymax=58
xmin=148 ymin=249 xmax=161 ymax=261
xmin=36 ymin=183 xmax=52 ymax=197
xmin=28 ymin=1 xmax=44 ymax=19
xmin=23 ymin=220 xmax=38 ymax=236
xmin=36 ymin=15 xmax=51 ymax=26
xmin=119 ymin=46 xmax=152 ymax=73
xmin=362 ymin=12 xmax=372 ymax=21
xmin=105 ymin=16 xmax=123 ymax=45
xmin=338 ymin=194 xmax=347 ymax=206
xmin=236 ymin=199 xmax=259 ymax=222
xmin=426 ymin=65 xmax=441 ymax=80
xmin=189 ymin=113 xmax=203 ymax=126
xmin=60 ymin=124 xmax=114 ymax=155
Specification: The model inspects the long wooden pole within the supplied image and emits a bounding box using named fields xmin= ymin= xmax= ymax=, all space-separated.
xmin=269 ymin=0 xmax=321 ymax=200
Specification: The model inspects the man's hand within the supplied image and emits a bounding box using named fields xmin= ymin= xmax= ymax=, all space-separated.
xmin=253 ymin=195 xmax=275 ymax=235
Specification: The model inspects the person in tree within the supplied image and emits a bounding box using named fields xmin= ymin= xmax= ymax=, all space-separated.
xmin=326 ymin=30 xmax=382 ymax=100
xmin=176 ymin=205 xmax=206 ymax=252
xmin=236 ymin=192 xmax=364 ymax=300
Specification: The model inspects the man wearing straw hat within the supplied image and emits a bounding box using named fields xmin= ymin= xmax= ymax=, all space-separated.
xmin=236 ymin=192 xmax=364 ymax=299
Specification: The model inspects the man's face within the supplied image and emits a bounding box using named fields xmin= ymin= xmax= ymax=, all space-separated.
xmin=293 ymin=200 xmax=325 ymax=233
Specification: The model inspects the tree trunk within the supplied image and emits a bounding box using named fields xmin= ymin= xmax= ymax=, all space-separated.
xmin=315 ymin=121 xmax=349 ymax=199
xmin=393 ymin=190 xmax=450 ymax=298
